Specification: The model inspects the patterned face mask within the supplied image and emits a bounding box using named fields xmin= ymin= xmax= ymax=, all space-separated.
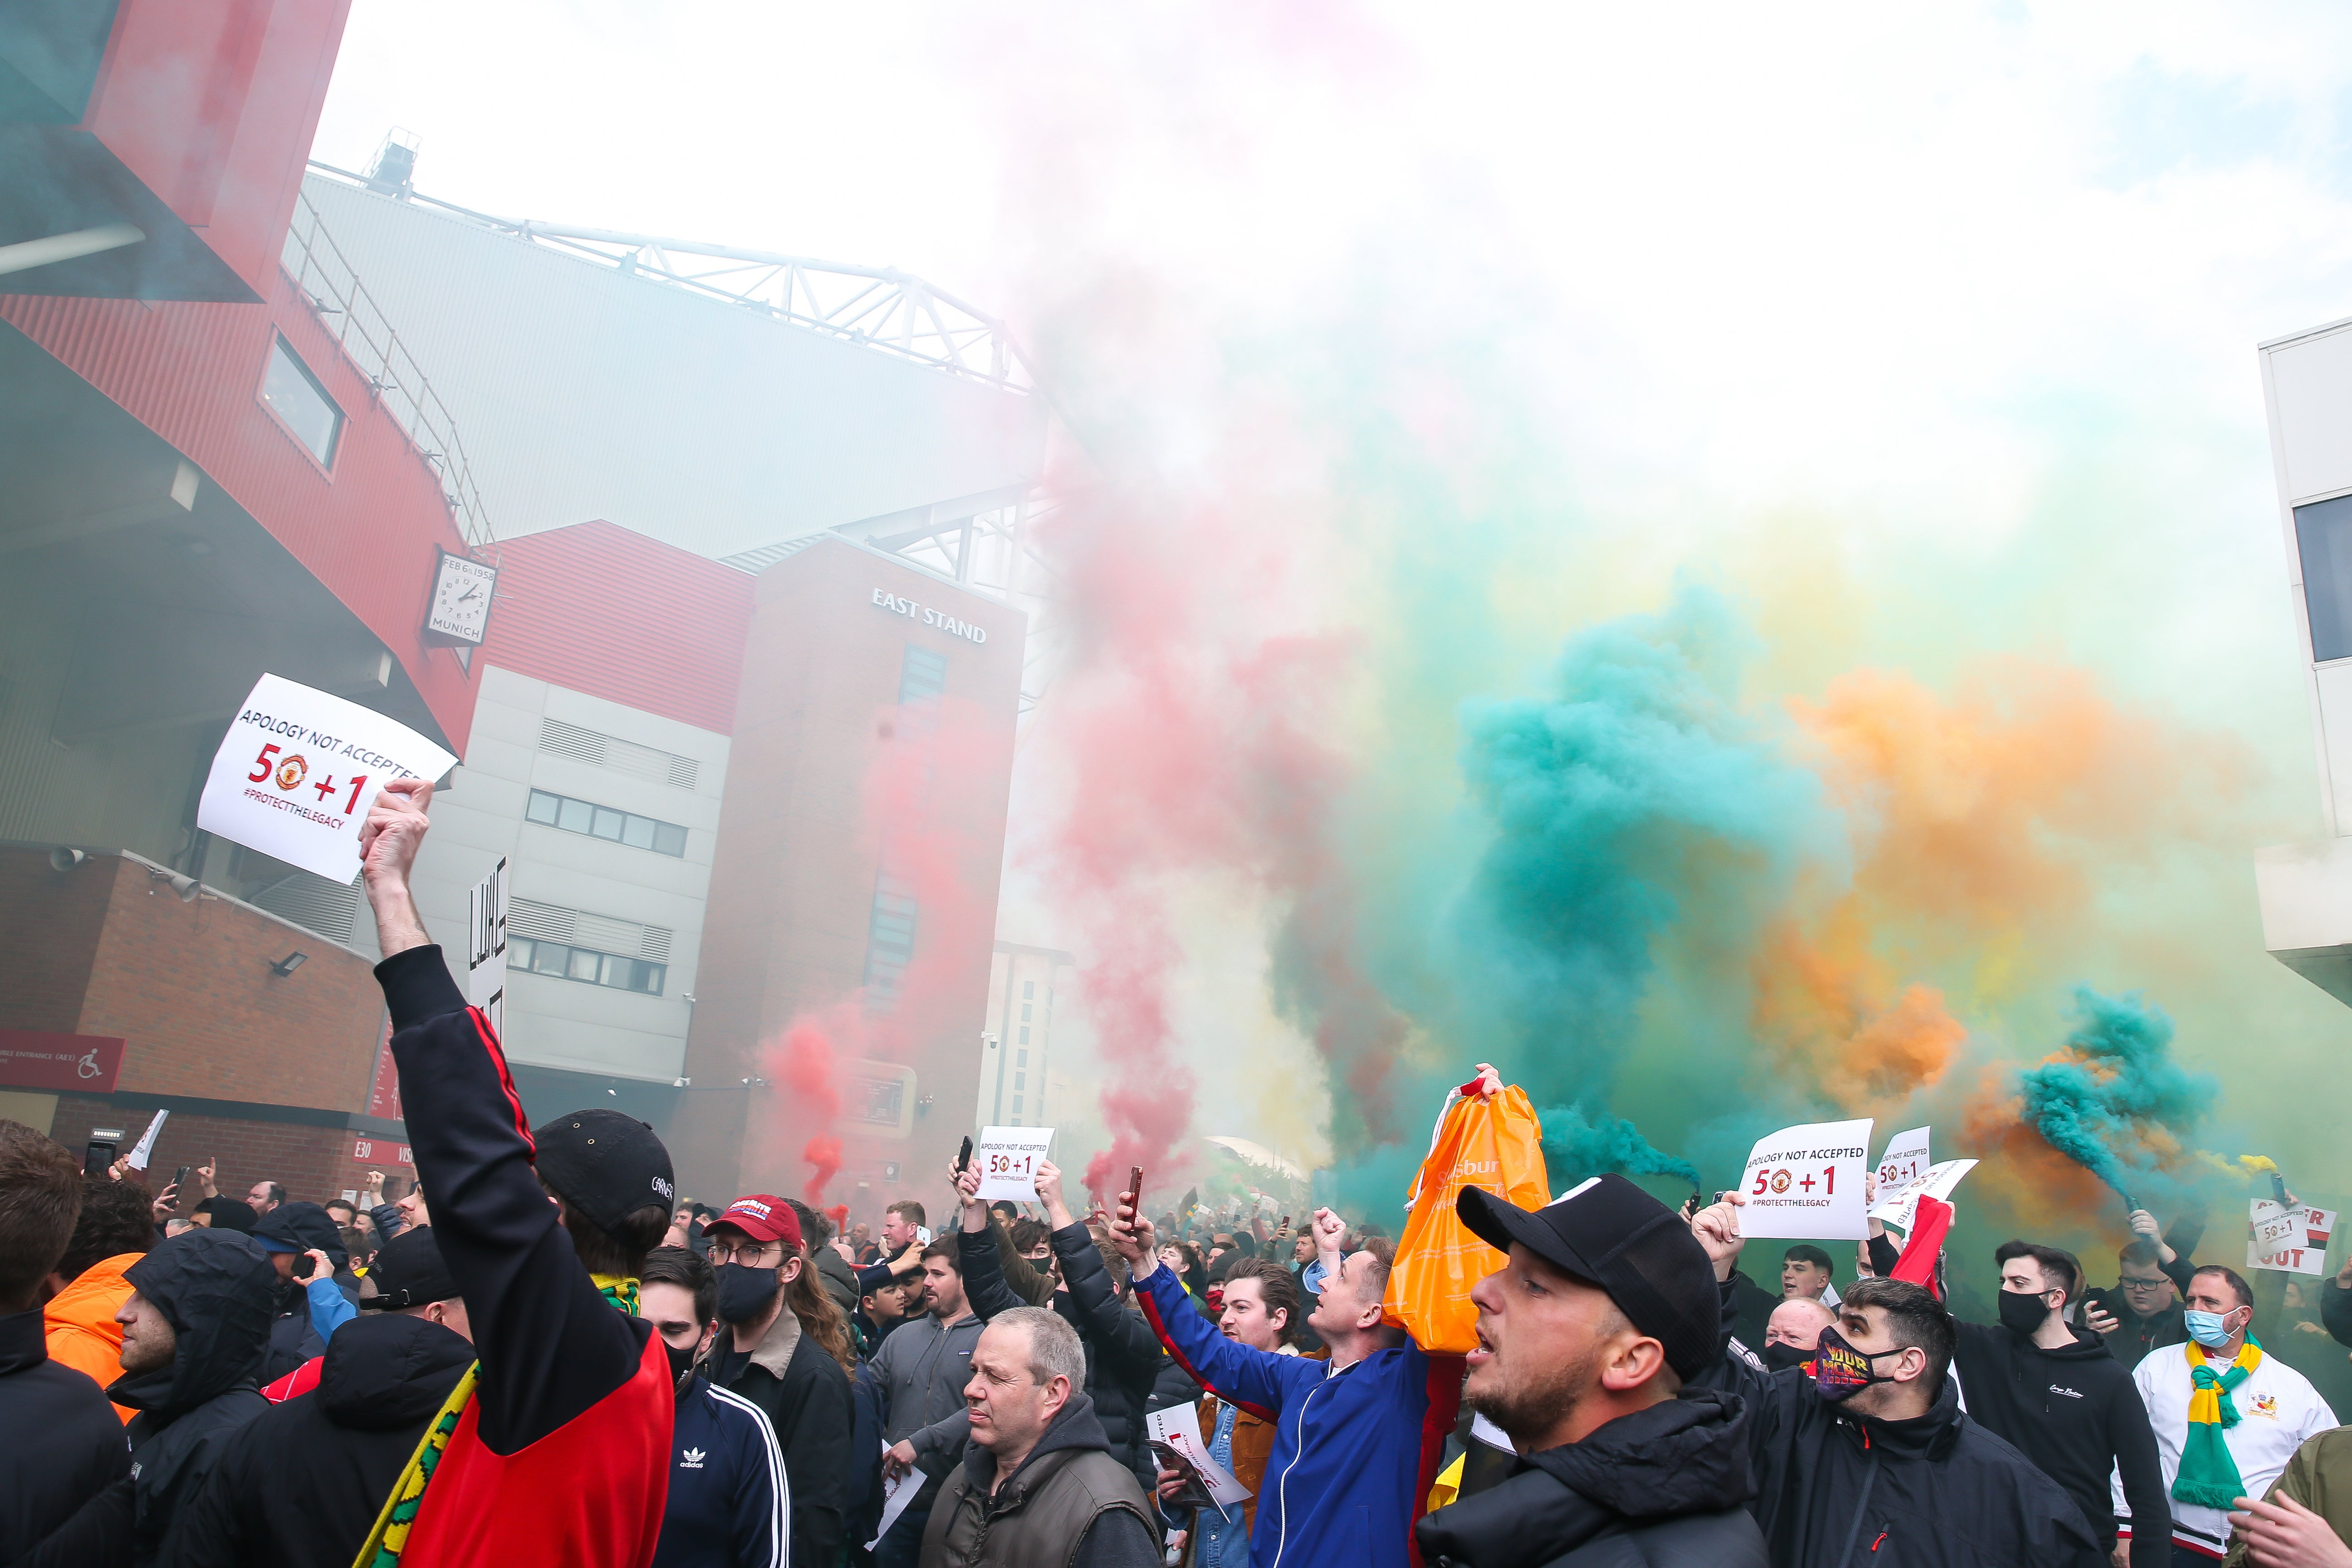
xmin=1813 ymin=1323 xmax=1906 ymax=1402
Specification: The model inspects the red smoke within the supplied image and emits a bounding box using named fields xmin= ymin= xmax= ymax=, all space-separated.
xmin=1028 ymin=467 xmax=1411 ymax=1202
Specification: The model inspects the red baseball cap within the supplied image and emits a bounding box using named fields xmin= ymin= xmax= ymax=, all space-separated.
xmin=712 ymin=1194 xmax=803 ymax=1250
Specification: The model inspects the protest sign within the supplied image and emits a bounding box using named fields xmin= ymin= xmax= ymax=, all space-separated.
xmin=974 ymin=1126 xmax=1054 ymax=1202
xmin=1740 ymin=1117 xmax=1873 ymax=1240
xmin=125 ymin=1108 xmax=168 ymax=1171
xmin=1869 ymin=1158 xmax=1978 ymax=1234
xmin=2249 ymin=1200 xmax=2337 ymax=1276
xmin=1876 ymin=1127 xmax=1931 ymax=1192
xmin=1145 ymin=1403 xmax=1251 ymax=1509
xmin=196 ymin=674 xmax=456 ymax=883
xmin=865 ymin=1441 xmax=919 ymax=1550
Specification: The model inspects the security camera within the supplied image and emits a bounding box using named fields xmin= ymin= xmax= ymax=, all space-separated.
xmin=49 ymin=847 xmax=86 ymax=872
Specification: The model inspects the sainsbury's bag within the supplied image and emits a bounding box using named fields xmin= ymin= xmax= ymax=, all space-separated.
xmin=1382 ymin=1078 xmax=1550 ymax=1353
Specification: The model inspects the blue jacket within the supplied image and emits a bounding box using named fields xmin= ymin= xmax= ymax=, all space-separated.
xmin=655 ymin=1371 xmax=787 ymax=1568
xmin=1134 ymin=1261 xmax=1456 ymax=1568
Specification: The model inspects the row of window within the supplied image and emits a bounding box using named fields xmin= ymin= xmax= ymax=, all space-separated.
xmin=508 ymin=935 xmax=667 ymax=995
xmin=526 ymin=789 xmax=689 ymax=857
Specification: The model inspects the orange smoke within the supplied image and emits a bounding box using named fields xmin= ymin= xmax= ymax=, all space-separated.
xmin=1959 ymin=1069 xmax=2117 ymax=1233
xmin=1752 ymin=904 xmax=1967 ymax=1115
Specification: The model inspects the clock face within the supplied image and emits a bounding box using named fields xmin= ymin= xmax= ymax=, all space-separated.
xmin=425 ymin=551 xmax=497 ymax=645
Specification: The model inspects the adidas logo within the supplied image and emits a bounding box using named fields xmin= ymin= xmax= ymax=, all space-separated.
xmin=681 ymin=1447 xmax=706 ymax=1470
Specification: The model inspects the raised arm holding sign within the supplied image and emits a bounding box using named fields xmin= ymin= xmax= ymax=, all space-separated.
xmin=1738 ymin=1117 xmax=1873 ymax=1240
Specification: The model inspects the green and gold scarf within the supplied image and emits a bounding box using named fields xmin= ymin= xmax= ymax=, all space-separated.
xmin=350 ymin=1274 xmax=641 ymax=1567
xmin=2172 ymin=1338 xmax=2262 ymax=1511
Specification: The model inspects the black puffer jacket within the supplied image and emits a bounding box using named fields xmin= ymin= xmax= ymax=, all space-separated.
xmin=960 ymin=1219 xmax=1166 ymax=1491
xmin=1416 ymin=1390 xmax=1767 ymax=1568
xmin=108 ymin=1228 xmax=278 ymax=1565
xmin=168 ymin=1310 xmax=475 ymax=1568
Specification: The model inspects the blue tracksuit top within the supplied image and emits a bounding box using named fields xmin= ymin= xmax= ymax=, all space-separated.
xmin=1135 ymin=1261 xmax=1456 ymax=1568
xmin=654 ymin=1372 xmax=788 ymax=1568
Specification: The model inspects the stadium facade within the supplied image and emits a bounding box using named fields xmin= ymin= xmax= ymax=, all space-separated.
xmin=0 ymin=0 xmax=1044 ymax=1212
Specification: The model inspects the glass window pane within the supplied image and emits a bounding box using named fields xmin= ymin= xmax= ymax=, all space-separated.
xmin=568 ymin=947 xmax=600 ymax=982
xmin=639 ymin=963 xmax=665 ymax=995
xmin=652 ymin=823 xmax=688 ymax=857
xmin=590 ymin=807 xmax=625 ymax=841
xmin=1011 ymin=1095 xmax=1023 ymax=1113
xmin=1023 ymin=980 xmax=1034 ymax=998
xmin=557 ymin=797 xmax=593 ymax=833
xmin=261 ymin=336 xmax=343 ymax=465
xmin=620 ymin=813 xmax=656 ymax=849
xmin=525 ymin=790 xmax=561 ymax=825
xmin=535 ymin=943 xmax=568 ymax=975
xmin=2299 ymin=495 xmax=2352 ymax=662
xmin=508 ymin=937 xmax=534 ymax=970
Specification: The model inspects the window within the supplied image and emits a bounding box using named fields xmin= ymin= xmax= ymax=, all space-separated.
xmin=1016 ymin=1049 xmax=1027 ymax=1067
xmin=1023 ymin=980 xmax=1035 ymax=999
xmin=864 ymin=874 xmax=918 ymax=1007
xmin=1012 ymin=1094 xmax=1023 ymax=1114
xmin=1014 ymin=1072 xmax=1025 ymax=1089
xmin=1018 ymin=1026 xmax=1029 ymax=1044
xmin=526 ymin=789 xmax=688 ymax=857
xmin=1020 ymin=1003 xmax=1032 ymax=1022
xmin=2299 ymin=495 xmax=2352 ymax=662
xmin=507 ymin=935 xmax=666 ymax=995
xmin=900 ymin=645 xmax=947 ymax=705
xmin=261 ymin=335 xmax=343 ymax=465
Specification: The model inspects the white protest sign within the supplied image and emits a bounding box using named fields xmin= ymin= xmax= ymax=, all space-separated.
xmin=1876 ymin=1127 xmax=1931 ymax=1192
xmin=2249 ymin=1200 xmax=2337 ymax=1275
xmin=864 ymin=1441 xmax=919 ymax=1550
xmin=469 ymin=857 xmax=508 ymax=1038
xmin=2252 ymin=1200 xmax=2306 ymax=1255
xmin=1868 ymin=1159 xmax=1979 ymax=1234
xmin=974 ymin=1126 xmax=1054 ymax=1202
xmin=125 ymin=1109 xmax=168 ymax=1171
xmin=197 ymin=674 xmax=456 ymax=882
xmin=1740 ymin=1117 xmax=1873 ymax=1240
xmin=1145 ymin=1402 xmax=1251 ymax=1509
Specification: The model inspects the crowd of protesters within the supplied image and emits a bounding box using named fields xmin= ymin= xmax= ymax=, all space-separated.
xmin=11 ymin=783 xmax=2352 ymax=1567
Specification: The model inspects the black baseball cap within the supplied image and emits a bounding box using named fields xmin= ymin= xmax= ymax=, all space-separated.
xmin=1456 ymin=1174 xmax=1720 ymax=1381
xmin=533 ymin=1108 xmax=675 ymax=1233
xmin=358 ymin=1226 xmax=462 ymax=1310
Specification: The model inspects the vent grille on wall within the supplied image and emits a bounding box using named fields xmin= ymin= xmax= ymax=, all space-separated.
xmin=510 ymin=896 xmax=671 ymax=962
xmin=250 ymin=871 xmax=363 ymax=944
xmin=539 ymin=718 xmax=701 ymax=791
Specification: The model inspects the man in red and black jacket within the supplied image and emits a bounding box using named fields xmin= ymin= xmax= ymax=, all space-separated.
xmin=354 ymin=778 xmax=677 ymax=1568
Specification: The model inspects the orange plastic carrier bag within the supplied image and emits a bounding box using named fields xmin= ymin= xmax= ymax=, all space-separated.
xmin=1382 ymin=1078 xmax=1551 ymax=1352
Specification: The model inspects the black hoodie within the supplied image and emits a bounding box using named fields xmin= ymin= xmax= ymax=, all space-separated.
xmin=167 ymin=1310 xmax=475 ymax=1568
xmin=1416 ymin=1389 xmax=1769 ymax=1568
xmin=1947 ymin=1318 xmax=2170 ymax=1567
xmin=108 ymin=1228 xmax=278 ymax=1566
xmin=0 ymin=1306 xmax=132 ymax=1561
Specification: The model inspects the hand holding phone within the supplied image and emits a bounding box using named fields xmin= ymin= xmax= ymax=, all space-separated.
xmin=956 ymin=1135 xmax=973 ymax=1175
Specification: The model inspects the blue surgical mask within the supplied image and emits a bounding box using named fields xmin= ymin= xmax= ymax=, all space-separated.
xmin=2182 ymin=1308 xmax=2236 ymax=1348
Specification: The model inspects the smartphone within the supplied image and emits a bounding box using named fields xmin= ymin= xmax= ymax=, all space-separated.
xmin=956 ymin=1136 xmax=972 ymax=1176
xmin=292 ymin=1253 xmax=317 ymax=1280
xmin=1280 ymin=1215 xmax=1291 ymax=1229
xmin=83 ymin=1140 xmax=117 ymax=1177
xmin=1126 ymin=1167 xmax=1144 ymax=1216
xmin=174 ymin=1166 xmax=190 ymax=1191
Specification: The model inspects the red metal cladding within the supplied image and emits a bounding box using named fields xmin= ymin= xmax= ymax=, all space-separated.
xmin=83 ymin=0 xmax=354 ymax=295
xmin=472 ymin=520 xmax=756 ymax=736
xmin=0 ymin=273 xmax=482 ymax=750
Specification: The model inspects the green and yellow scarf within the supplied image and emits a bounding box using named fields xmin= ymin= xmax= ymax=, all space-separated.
xmin=2172 ymin=1338 xmax=2263 ymax=1511
xmin=350 ymin=1274 xmax=641 ymax=1568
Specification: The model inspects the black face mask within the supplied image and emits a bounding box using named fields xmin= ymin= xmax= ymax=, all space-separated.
xmin=665 ymin=1337 xmax=696 ymax=1382
xmin=715 ymin=1262 xmax=782 ymax=1324
xmin=1997 ymin=1288 xmax=2053 ymax=1338
xmin=1813 ymin=1323 xmax=1906 ymax=1403
xmin=1763 ymin=1340 xmax=1813 ymax=1373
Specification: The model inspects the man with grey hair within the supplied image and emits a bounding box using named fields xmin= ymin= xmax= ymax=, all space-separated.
xmin=919 ymin=1306 xmax=1157 ymax=1568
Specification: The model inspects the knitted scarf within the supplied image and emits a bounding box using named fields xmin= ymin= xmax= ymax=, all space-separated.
xmin=354 ymin=1362 xmax=476 ymax=1568
xmin=350 ymin=1274 xmax=640 ymax=1568
xmin=2172 ymin=1338 xmax=2263 ymax=1510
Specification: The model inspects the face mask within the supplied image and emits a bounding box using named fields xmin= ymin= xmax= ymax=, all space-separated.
xmin=2183 ymin=1308 xmax=2238 ymax=1349
xmin=1763 ymin=1341 xmax=1812 ymax=1373
xmin=715 ymin=1262 xmax=782 ymax=1324
xmin=1997 ymin=1288 xmax=2053 ymax=1337
xmin=665 ymin=1338 xmax=696 ymax=1381
xmin=1813 ymin=1323 xmax=1907 ymax=1403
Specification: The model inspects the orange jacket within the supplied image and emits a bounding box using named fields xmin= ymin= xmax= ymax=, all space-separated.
xmin=45 ymin=1251 xmax=140 ymax=1422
